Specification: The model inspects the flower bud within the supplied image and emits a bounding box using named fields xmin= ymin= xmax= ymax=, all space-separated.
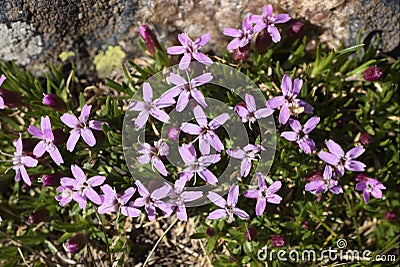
xmin=139 ymin=25 xmax=162 ymax=57
xmin=385 ymin=211 xmax=398 ymax=222
xmin=63 ymin=233 xmax=87 ymax=254
xmin=363 ymin=66 xmax=383 ymax=81
xmin=301 ymin=221 xmax=309 ymax=230
xmin=360 ymin=133 xmax=372 ymax=145
xmin=42 ymin=94 xmax=67 ymax=112
xmin=244 ymin=226 xmax=256 ymax=242
xmin=0 ymin=88 xmax=23 ymax=108
xmin=42 ymin=173 xmax=62 ymax=186
xmin=233 ymin=44 xmax=251 ymax=62
xmin=285 ymin=20 xmax=305 ymax=37
xmin=255 ymin=29 xmax=272 ymax=54
xmin=269 ymin=234 xmax=286 ymax=247
xmin=27 ymin=209 xmax=50 ymax=224
xmin=206 ymin=227 xmax=216 ymax=237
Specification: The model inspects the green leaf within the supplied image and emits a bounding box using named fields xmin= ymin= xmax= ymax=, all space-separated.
xmin=190 ymin=233 xmax=208 ymax=239
xmin=206 ymin=236 xmax=217 ymax=254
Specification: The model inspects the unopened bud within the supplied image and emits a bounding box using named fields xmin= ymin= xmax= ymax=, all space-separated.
xmin=255 ymin=29 xmax=272 ymax=54
xmin=269 ymin=234 xmax=286 ymax=247
xmin=27 ymin=209 xmax=50 ymax=224
xmin=233 ymin=44 xmax=251 ymax=61
xmin=42 ymin=94 xmax=67 ymax=112
xmin=363 ymin=66 xmax=383 ymax=81
xmin=244 ymin=226 xmax=256 ymax=242
xmin=63 ymin=233 xmax=87 ymax=254
xmin=139 ymin=25 xmax=162 ymax=57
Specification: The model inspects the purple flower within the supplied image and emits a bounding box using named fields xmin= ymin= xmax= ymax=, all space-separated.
xmin=129 ymin=82 xmax=175 ymax=129
xmin=234 ymin=94 xmax=273 ymax=126
xmin=305 ymin=165 xmax=343 ymax=195
xmin=355 ymin=174 xmax=386 ymax=204
xmin=133 ymin=180 xmax=171 ymax=221
xmin=0 ymin=74 xmax=6 ymax=109
xmin=61 ymin=104 xmax=106 ymax=151
xmin=41 ymin=173 xmax=62 ymax=187
xmin=207 ymin=184 xmax=249 ymax=223
xmin=98 ymin=185 xmax=141 ymax=217
xmin=137 ymin=139 xmax=170 ymax=176
xmin=55 ymin=185 xmax=74 ymax=206
xmin=250 ymin=4 xmax=291 ymax=43
xmin=159 ymin=179 xmax=203 ymax=221
xmin=42 ymin=94 xmax=67 ymax=112
xmin=223 ymin=17 xmax=255 ymax=50
xmin=363 ymin=66 xmax=383 ymax=81
xmin=281 ymin=116 xmax=320 ymax=154
xmin=178 ymin=143 xmax=221 ymax=185
xmin=139 ymin=25 xmax=162 ymax=57
xmin=1 ymin=134 xmax=38 ymax=186
xmin=181 ymin=105 xmax=229 ymax=154
xmin=227 ymin=144 xmax=264 ymax=177
xmin=160 ymin=72 xmax=212 ymax=112
xmin=59 ymin=165 xmax=106 ymax=209
xmin=167 ymin=33 xmax=213 ymax=70
xmin=268 ymin=74 xmax=313 ymax=125
xmin=244 ymin=172 xmax=282 ymax=216
xmin=318 ymin=139 xmax=366 ymax=177
xmin=63 ymin=233 xmax=87 ymax=254
xmin=28 ymin=116 xmax=64 ymax=165
xmin=270 ymin=234 xmax=286 ymax=247
xmin=167 ymin=127 xmax=180 ymax=140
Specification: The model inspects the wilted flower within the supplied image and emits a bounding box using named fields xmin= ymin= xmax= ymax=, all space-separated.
xmin=63 ymin=233 xmax=87 ymax=254
xmin=60 ymin=165 xmax=106 ymax=209
xmin=181 ymin=105 xmax=229 ymax=154
xmin=61 ymin=104 xmax=106 ymax=151
xmin=305 ymin=166 xmax=343 ymax=195
xmin=129 ymin=82 xmax=175 ymax=129
xmin=139 ymin=25 xmax=162 ymax=57
xmin=250 ymin=4 xmax=291 ymax=43
xmin=363 ymin=66 xmax=383 ymax=81
xmin=98 ymin=185 xmax=141 ymax=217
xmin=42 ymin=94 xmax=67 ymax=112
xmin=27 ymin=209 xmax=50 ymax=224
xmin=318 ymin=139 xmax=365 ymax=177
xmin=41 ymin=173 xmax=62 ymax=187
xmin=360 ymin=133 xmax=372 ymax=145
xmin=28 ymin=116 xmax=64 ymax=165
xmin=234 ymin=94 xmax=273 ymax=126
xmin=207 ymin=184 xmax=249 ymax=223
xmin=244 ymin=172 xmax=282 ymax=216
xmin=285 ymin=20 xmax=305 ymax=37
xmin=385 ymin=211 xmax=398 ymax=222
xmin=224 ymin=17 xmax=255 ymax=50
xmin=137 ymin=139 xmax=170 ymax=176
xmin=160 ymin=72 xmax=212 ymax=112
xmin=268 ymin=74 xmax=313 ymax=125
xmin=355 ymin=174 xmax=386 ymax=204
xmin=233 ymin=44 xmax=251 ymax=61
xmin=2 ymin=134 xmax=38 ymax=186
xmin=227 ymin=144 xmax=264 ymax=177
xmin=245 ymin=226 xmax=256 ymax=242
xmin=270 ymin=234 xmax=286 ymax=247
xmin=0 ymin=74 xmax=24 ymax=109
xmin=167 ymin=33 xmax=213 ymax=70
xmin=206 ymin=227 xmax=216 ymax=237
xmin=281 ymin=116 xmax=320 ymax=154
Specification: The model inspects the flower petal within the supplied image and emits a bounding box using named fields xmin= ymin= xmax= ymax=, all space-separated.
xmin=288 ymin=119 xmax=302 ymax=133
xmin=209 ymin=113 xmax=229 ymax=130
xmin=278 ymin=104 xmax=290 ymax=125
xmin=79 ymin=105 xmax=92 ymax=123
xmin=255 ymin=198 xmax=266 ymax=216
xmin=66 ymin=130 xmax=81 ymax=152
xmin=227 ymin=184 xmax=239 ymax=206
xmin=267 ymin=96 xmax=285 ymax=109
xmin=167 ymin=46 xmax=186 ymax=55
xmin=179 ymin=144 xmax=197 ymax=165
xmin=292 ymin=78 xmax=303 ymax=95
xmin=193 ymin=105 xmax=208 ymax=127
xmin=226 ymin=38 xmax=241 ymax=50
xmin=223 ymin=28 xmax=242 ymax=37
xmin=245 ymin=94 xmax=257 ymax=113
xmin=121 ymin=205 xmax=141 ymax=217
xmin=191 ymin=89 xmax=208 ymax=108
xmin=207 ymin=192 xmax=226 ymax=208
xmin=150 ymin=108 xmax=170 ymax=123
xmin=207 ymin=209 xmax=227 ymax=220
xmin=191 ymin=73 xmax=213 ymax=87
xmin=81 ymin=128 xmax=96 ymax=147
xmin=179 ymin=53 xmax=192 ymax=70
xmin=33 ymin=141 xmax=47 ymax=158
xmin=318 ymin=151 xmax=340 ymax=166
xmin=60 ymin=114 xmax=80 ymax=129
xmin=142 ymin=82 xmax=153 ymax=103
xmin=195 ymin=33 xmax=211 ymax=47
xmin=134 ymin=111 xmax=149 ymax=129
xmin=281 ymin=131 xmax=298 ymax=141
xmin=303 ymin=116 xmax=320 ymax=134
xmin=88 ymin=175 xmax=106 ymax=187
xmin=199 ymin=169 xmax=218 ymax=184
xmin=181 ymin=123 xmax=202 ymax=135
xmin=268 ymin=25 xmax=281 ymax=43
xmin=326 ymin=140 xmax=345 ymax=158
xmin=176 ymin=90 xmax=190 ymax=112
xmin=281 ymin=75 xmax=292 ymax=96
xmin=152 ymin=157 xmax=169 ymax=176
xmin=345 ymin=146 xmax=365 ymax=159
xmin=254 ymin=107 xmax=274 ymax=119
xmin=192 ymin=52 xmax=213 ymax=66
xmin=233 ymin=207 xmax=249 ymax=219
xmin=85 ymin=187 xmax=102 ymax=204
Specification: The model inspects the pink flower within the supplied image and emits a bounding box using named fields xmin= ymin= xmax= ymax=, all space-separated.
xmin=61 ymin=104 xmax=106 ymax=151
xmin=305 ymin=165 xmax=343 ymax=195
xmin=137 ymin=139 xmax=170 ymax=176
xmin=28 ymin=116 xmax=64 ymax=165
xmin=227 ymin=144 xmax=264 ymax=177
xmin=363 ymin=66 xmax=383 ymax=81
xmin=270 ymin=234 xmax=286 ymax=247
xmin=223 ymin=17 xmax=255 ymax=51
xmin=355 ymin=174 xmax=386 ymax=204
xmin=98 ymin=185 xmax=141 ymax=217
xmin=167 ymin=33 xmax=213 ymax=70
xmin=244 ymin=172 xmax=282 ymax=216
xmin=207 ymin=184 xmax=249 ymax=223
xmin=139 ymin=25 xmax=162 ymax=57
xmin=234 ymin=94 xmax=273 ymax=125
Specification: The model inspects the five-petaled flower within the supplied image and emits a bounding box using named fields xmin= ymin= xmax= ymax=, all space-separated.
xmin=137 ymin=139 xmax=170 ymax=176
xmin=250 ymin=4 xmax=291 ymax=43
xmin=2 ymin=134 xmax=38 ymax=186
xmin=133 ymin=180 xmax=171 ymax=221
xmin=160 ymin=72 xmax=212 ymax=112
xmin=281 ymin=116 xmax=320 ymax=154
xmin=227 ymin=144 xmax=264 ymax=177
xmin=181 ymin=105 xmax=229 ymax=155
xmin=98 ymin=185 xmax=141 ymax=217
xmin=268 ymin=74 xmax=313 ymax=125
xmin=160 ymin=179 xmax=203 ymax=221
xmin=318 ymin=139 xmax=365 ymax=177
xmin=355 ymin=174 xmax=386 ymax=204
xmin=129 ymin=82 xmax=175 ymax=129
xmin=0 ymin=74 xmax=6 ymax=109
xmin=61 ymin=104 xmax=105 ymax=152
xmin=207 ymin=184 xmax=249 ymax=223
xmin=178 ymin=143 xmax=221 ymax=185
xmin=59 ymin=165 xmax=106 ymax=209
xmin=244 ymin=173 xmax=282 ymax=216
xmin=167 ymin=33 xmax=213 ymax=70
xmin=28 ymin=116 xmax=64 ymax=165
xmin=234 ymin=94 xmax=273 ymax=126
xmin=223 ymin=17 xmax=255 ymax=51
xmin=305 ymin=165 xmax=343 ymax=195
